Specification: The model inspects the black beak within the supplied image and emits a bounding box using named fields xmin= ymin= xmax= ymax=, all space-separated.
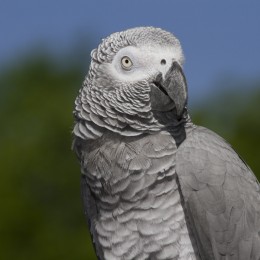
xmin=153 ymin=61 xmax=187 ymax=116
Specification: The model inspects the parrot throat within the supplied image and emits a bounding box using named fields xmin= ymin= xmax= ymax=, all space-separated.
xmin=152 ymin=107 xmax=193 ymax=147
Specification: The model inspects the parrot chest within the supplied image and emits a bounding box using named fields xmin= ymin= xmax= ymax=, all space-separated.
xmin=82 ymin=131 xmax=197 ymax=259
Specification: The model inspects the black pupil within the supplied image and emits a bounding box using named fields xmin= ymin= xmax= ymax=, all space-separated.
xmin=125 ymin=59 xmax=129 ymax=64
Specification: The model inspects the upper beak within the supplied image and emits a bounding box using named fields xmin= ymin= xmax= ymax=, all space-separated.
xmin=154 ymin=61 xmax=187 ymax=117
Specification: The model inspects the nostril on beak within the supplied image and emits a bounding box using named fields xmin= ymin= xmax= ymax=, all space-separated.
xmin=160 ymin=59 xmax=166 ymax=65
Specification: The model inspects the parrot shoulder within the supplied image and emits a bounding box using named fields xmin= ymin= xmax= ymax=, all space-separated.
xmin=176 ymin=126 xmax=260 ymax=259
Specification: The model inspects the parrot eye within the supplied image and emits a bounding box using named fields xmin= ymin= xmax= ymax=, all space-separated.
xmin=121 ymin=56 xmax=133 ymax=70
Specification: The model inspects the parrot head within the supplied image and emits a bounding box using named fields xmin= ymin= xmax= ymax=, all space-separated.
xmin=74 ymin=27 xmax=188 ymax=137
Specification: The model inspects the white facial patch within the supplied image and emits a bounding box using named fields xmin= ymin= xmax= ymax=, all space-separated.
xmin=109 ymin=45 xmax=184 ymax=83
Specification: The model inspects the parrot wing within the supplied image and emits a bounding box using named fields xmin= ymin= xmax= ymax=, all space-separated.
xmin=176 ymin=126 xmax=260 ymax=260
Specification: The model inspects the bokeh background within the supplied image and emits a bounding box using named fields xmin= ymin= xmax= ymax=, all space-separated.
xmin=1 ymin=1 xmax=259 ymax=259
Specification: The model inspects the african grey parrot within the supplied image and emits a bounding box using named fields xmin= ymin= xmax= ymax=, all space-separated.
xmin=72 ymin=27 xmax=260 ymax=260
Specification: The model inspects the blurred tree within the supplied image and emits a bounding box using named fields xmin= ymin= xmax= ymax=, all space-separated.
xmin=0 ymin=53 xmax=97 ymax=260
xmin=191 ymin=86 xmax=260 ymax=179
xmin=0 ymin=52 xmax=258 ymax=260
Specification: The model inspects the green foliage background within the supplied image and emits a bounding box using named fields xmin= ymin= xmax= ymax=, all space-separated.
xmin=0 ymin=51 xmax=259 ymax=260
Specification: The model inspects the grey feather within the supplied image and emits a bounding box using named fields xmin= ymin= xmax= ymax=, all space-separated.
xmin=176 ymin=127 xmax=260 ymax=260
xmin=72 ymin=26 xmax=260 ymax=259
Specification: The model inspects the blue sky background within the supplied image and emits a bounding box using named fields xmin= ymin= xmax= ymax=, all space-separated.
xmin=1 ymin=0 xmax=260 ymax=104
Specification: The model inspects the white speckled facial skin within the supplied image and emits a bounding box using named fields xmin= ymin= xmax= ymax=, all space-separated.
xmin=110 ymin=45 xmax=183 ymax=82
